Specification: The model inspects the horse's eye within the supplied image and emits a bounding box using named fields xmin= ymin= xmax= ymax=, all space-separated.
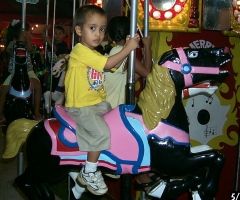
xmin=188 ymin=51 xmax=198 ymax=58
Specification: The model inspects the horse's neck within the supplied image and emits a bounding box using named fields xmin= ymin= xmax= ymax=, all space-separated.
xmin=11 ymin=63 xmax=30 ymax=89
xmin=162 ymin=95 xmax=189 ymax=133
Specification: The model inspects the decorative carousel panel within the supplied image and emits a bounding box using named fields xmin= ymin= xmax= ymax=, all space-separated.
xmin=203 ymin=0 xmax=232 ymax=31
xmin=137 ymin=0 xmax=201 ymax=32
xmin=223 ymin=0 xmax=240 ymax=37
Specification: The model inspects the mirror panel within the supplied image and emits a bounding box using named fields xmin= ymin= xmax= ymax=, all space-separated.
xmin=223 ymin=0 xmax=240 ymax=37
xmin=152 ymin=0 xmax=176 ymax=11
xmin=203 ymin=0 xmax=232 ymax=31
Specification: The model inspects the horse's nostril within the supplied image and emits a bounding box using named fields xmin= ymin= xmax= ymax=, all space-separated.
xmin=223 ymin=47 xmax=229 ymax=54
xmin=197 ymin=109 xmax=210 ymax=125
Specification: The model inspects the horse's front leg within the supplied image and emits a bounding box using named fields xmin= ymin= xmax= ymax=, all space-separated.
xmin=195 ymin=150 xmax=225 ymax=199
xmin=149 ymin=138 xmax=225 ymax=199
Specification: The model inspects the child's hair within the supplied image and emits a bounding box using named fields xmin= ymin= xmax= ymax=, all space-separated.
xmin=108 ymin=16 xmax=130 ymax=43
xmin=6 ymin=20 xmax=31 ymax=48
xmin=55 ymin=25 xmax=65 ymax=34
xmin=74 ymin=5 xmax=107 ymax=28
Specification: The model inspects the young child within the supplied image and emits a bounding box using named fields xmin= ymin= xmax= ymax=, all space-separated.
xmin=42 ymin=25 xmax=69 ymax=92
xmin=42 ymin=25 xmax=69 ymax=56
xmin=0 ymin=20 xmax=42 ymax=123
xmin=106 ymin=15 xmax=152 ymax=108
xmin=64 ymin=5 xmax=140 ymax=196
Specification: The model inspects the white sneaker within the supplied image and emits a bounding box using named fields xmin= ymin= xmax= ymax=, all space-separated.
xmin=76 ymin=168 xmax=108 ymax=195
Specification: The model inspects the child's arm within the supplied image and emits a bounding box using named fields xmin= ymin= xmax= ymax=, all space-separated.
xmin=104 ymin=34 xmax=140 ymax=70
xmin=135 ymin=35 xmax=152 ymax=80
xmin=42 ymin=25 xmax=57 ymax=53
xmin=42 ymin=35 xmax=57 ymax=53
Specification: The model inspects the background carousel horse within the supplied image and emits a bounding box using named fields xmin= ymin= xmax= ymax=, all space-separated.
xmin=4 ymin=41 xmax=34 ymax=127
xmin=3 ymin=47 xmax=231 ymax=200
xmin=43 ymin=54 xmax=69 ymax=114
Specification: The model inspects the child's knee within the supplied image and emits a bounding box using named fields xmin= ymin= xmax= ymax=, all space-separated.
xmin=0 ymin=85 xmax=10 ymax=95
xmin=31 ymin=78 xmax=42 ymax=90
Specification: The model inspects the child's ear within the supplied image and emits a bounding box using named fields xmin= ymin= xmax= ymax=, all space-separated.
xmin=75 ymin=26 xmax=82 ymax=36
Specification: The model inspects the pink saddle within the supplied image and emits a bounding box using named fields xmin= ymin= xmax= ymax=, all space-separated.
xmin=44 ymin=104 xmax=151 ymax=174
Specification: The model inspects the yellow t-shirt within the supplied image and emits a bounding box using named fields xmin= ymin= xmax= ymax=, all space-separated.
xmin=65 ymin=43 xmax=108 ymax=108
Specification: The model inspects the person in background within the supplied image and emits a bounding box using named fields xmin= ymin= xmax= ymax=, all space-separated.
xmin=64 ymin=5 xmax=140 ymax=196
xmin=42 ymin=25 xmax=69 ymax=56
xmin=0 ymin=20 xmax=42 ymax=123
xmin=106 ymin=15 xmax=163 ymax=196
xmin=106 ymin=15 xmax=152 ymax=109
xmin=42 ymin=25 xmax=69 ymax=92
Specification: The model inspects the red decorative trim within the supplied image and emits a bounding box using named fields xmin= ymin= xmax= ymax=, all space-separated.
xmin=188 ymin=0 xmax=199 ymax=27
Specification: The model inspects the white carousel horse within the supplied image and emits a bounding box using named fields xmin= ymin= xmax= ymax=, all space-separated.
xmin=43 ymin=54 xmax=69 ymax=113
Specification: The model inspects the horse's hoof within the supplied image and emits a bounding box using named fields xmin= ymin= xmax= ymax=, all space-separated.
xmin=161 ymin=171 xmax=206 ymax=199
xmin=14 ymin=173 xmax=42 ymax=200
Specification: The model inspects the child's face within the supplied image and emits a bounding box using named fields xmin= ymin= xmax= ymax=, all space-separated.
xmin=19 ymin=29 xmax=32 ymax=42
xmin=54 ymin=29 xmax=65 ymax=43
xmin=75 ymin=13 xmax=107 ymax=50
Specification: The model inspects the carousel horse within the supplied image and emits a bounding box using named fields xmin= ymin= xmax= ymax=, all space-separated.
xmin=4 ymin=41 xmax=33 ymax=126
xmin=43 ymin=54 xmax=69 ymax=114
xmin=3 ymin=47 xmax=231 ymax=200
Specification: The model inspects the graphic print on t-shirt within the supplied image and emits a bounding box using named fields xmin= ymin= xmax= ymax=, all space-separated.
xmin=87 ymin=67 xmax=105 ymax=92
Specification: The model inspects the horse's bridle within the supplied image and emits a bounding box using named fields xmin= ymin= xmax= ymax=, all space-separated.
xmin=162 ymin=48 xmax=220 ymax=87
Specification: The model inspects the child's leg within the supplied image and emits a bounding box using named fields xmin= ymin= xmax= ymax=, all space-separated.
xmin=77 ymin=151 xmax=108 ymax=196
xmin=0 ymin=75 xmax=11 ymax=121
xmin=86 ymin=151 xmax=101 ymax=166
xmin=0 ymin=85 xmax=10 ymax=121
xmin=30 ymin=78 xmax=42 ymax=120
xmin=83 ymin=151 xmax=100 ymax=174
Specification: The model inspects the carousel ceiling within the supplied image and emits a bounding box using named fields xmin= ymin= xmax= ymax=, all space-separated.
xmin=0 ymin=0 xmax=79 ymax=24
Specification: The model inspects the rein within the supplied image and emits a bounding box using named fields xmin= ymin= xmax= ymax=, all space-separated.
xmin=162 ymin=48 xmax=220 ymax=87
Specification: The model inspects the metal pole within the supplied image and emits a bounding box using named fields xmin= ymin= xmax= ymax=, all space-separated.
xmin=144 ymin=0 xmax=149 ymax=37
xmin=49 ymin=0 xmax=56 ymax=103
xmin=44 ymin=0 xmax=50 ymax=69
xmin=126 ymin=0 xmax=138 ymax=105
xmin=17 ymin=150 xmax=24 ymax=175
xmin=72 ymin=0 xmax=76 ymax=49
xmin=142 ymin=0 xmax=149 ymax=89
xmin=17 ymin=0 xmax=27 ymax=176
xmin=121 ymin=1 xmax=138 ymax=200
xmin=21 ymin=0 xmax=26 ymax=30
xmin=140 ymin=2 xmax=150 ymax=198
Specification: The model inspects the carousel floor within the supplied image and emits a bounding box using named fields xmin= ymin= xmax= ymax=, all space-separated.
xmin=0 ymin=126 xmax=113 ymax=200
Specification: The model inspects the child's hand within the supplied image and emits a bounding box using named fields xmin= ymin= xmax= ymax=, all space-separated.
xmin=43 ymin=25 xmax=51 ymax=32
xmin=125 ymin=33 xmax=140 ymax=50
xmin=42 ymin=35 xmax=51 ymax=43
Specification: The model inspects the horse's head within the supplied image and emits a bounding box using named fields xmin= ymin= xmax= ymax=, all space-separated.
xmin=138 ymin=47 xmax=232 ymax=130
xmin=158 ymin=47 xmax=231 ymax=90
xmin=52 ymin=54 xmax=69 ymax=77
